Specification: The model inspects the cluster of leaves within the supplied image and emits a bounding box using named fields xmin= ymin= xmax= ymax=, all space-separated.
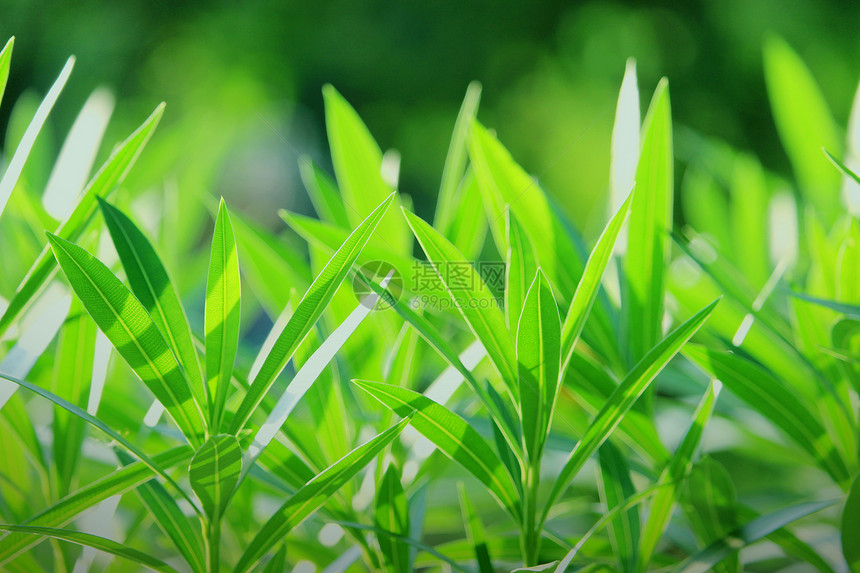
xmin=0 ymin=32 xmax=859 ymax=573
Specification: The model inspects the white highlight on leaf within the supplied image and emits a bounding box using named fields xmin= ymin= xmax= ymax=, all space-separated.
xmin=43 ymin=88 xmax=114 ymax=220
xmin=843 ymin=79 xmax=860 ymax=216
xmin=609 ymin=58 xmax=640 ymax=255
xmin=403 ymin=339 xmax=486 ymax=458
xmin=0 ymin=56 xmax=75 ymax=217
xmin=768 ymin=191 xmax=798 ymax=266
xmin=244 ymin=272 xmax=393 ymax=470
xmin=72 ymin=495 xmax=121 ymax=573
xmin=732 ymin=255 xmax=789 ymax=347
xmin=86 ymin=331 xmax=111 ymax=416
xmin=321 ymin=546 xmax=362 ymax=573
xmin=249 ymin=302 xmax=293 ymax=381
xmin=0 ymin=286 xmax=70 ymax=409
xmin=381 ymin=149 xmax=401 ymax=189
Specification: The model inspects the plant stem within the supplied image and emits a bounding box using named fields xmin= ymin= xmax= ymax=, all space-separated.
xmin=522 ymin=460 xmax=542 ymax=566
xmin=208 ymin=517 xmax=221 ymax=573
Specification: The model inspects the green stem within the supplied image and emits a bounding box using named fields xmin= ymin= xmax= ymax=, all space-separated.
xmin=521 ymin=460 xmax=542 ymax=566
xmin=208 ymin=517 xmax=221 ymax=573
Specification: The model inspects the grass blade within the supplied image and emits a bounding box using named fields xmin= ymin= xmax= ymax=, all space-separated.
xmin=843 ymin=474 xmax=860 ymax=572
xmin=51 ymin=300 xmax=96 ymax=497
xmin=354 ymin=272 xmax=523 ymax=460
xmin=638 ymin=380 xmax=721 ymax=571
xmin=457 ymin=481 xmax=493 ymax=573
xmin=684 ymin=344 xmax=851 ymax=488
xmin=0 ymin=37 xmax=12 ymax=107
xmin=763 ymin=35 xmax=841 ymax=221
xmin=597 ymin=442 xmax=640 ymax=573
xmin=354 ymin=379 xmax=522 ymax=522
xmin=673 ymin=500 xmax=836 ymax=573
xmin=0 ymin=372 xmax=198 ymax=511
xmin=0 ymin=525 xmax=180 ymax=573
xmin=0 ymin=446 xmax=191 ymax=565
xmin=43 ymin=89 xmax=114 ymax=220
xmin=561 ymin=191 xmax=633 ymax=376
xmin=623 ymin=78 xmax=673 ymax=364
xmin=206 ymin=200 xmax=241 ymax=431
xmin=542 ymin=298 xmax=718 ymax=527
xmin=610 ymin=59 xmax=640 ymax=225
xmin=506 ymin=210 xmax=538 ymax=329
xmin=375 ymin=464 xmax=410 ymax=573
xmin=46 ymin=233 xmax=206 ymax=446
xmin=0 ymin=102 xmax=165 ymax=339
xmin=189 ymin=435 xmax=242 ymax=520
xmin=0 ymin=56 xmax=74 ymax=217
xmin=98 ymin=197 xmax=208 ymax=425
xmin=517 ymin=269 xmax=561 ymax=463
xmin=230 ymin=192 xmax=394 ymax=434
xmin=435 ymin=82 xmax=482 ymax=234
xmin=115 ymin=449 xmax=205 ymax=573
xmin=402 ymin=207 xmax=518 ymax=399
xmin=234 ymin=417 xmax=411 ymax=573
xmin=681 ymin=458 xmax=739 ymax=573
xmin=323 ymin=85 xmax=408 ymax=252
xmin=245 ymin=276 xmax=390 ymax=468
xmin=299 ymin=157 xmax=350 ymax=228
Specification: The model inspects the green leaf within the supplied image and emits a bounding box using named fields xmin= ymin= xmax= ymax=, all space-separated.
xmin=0 ymin=56 xmax=74 ymax=217
xmin=0 ymin=446 xmax=192 ymax=565
xmin=402 ymin=207 xmax=518 ymax=399
xmin=639 ymin=381 xmax=721 ymax=571
xmin=673 ymin=500 xmax=836 ymax=573
xmin=598 ymin=442 xmax=640 ymax=573
xmin=234 ymin=417 xmax=411 ymax=573
xmin=435 ymin=82 xmax=482 ymax=235
xmin=0 ymin=37 xmax=13 ymax=108
xmin=506 ymin=210 xmax=538 ymax=329
xmin=46 ymin=233 xmax=207 ymax=446
xmin=517 ymin=269 xmax=561 ymax=463
xmin=375 ymin=464 xmax=410 ymax=573
xmin=230 ymin=192 xmax=394 ymax=434
xmin=448 ymin=170 xmax=488 ymax=260
xmin=0 ymin=103 xmax=165 ymax=339
xmin=542 ymin=298 xmax=718 ymax=527
xmin=825 ymin=148 xmax=860 ymax=188
xmin=261 ymin=545 xmax=287 ymax=573
xmin=189 ymin=435 xmax=242 ymax=520
xmin=323 ymin=84 xmax=408 ymax=252
xmin=98 ymin=198 xmax=208 ymax=425
xmin=205 ymin=200 xmax=241 ymax=431
xmin=353 ymin=272 xmax=523 ymax=461
xmin=684 ymin=344 xmax=851 ymax=488
xmin=115 ymin=449 xmax=205 ymax=573
xmin=299 ymin=157 xmax=350 ymax=228
xmin=763 ymin=35 xmax=841 ymax=221
xmin=457 ymin=482 xmax=493 ymax=573
xmin=623 ymin=78 xmax=673 ymax=364
xmin=231 ymin=208 xmax=311 ymax=315
xmin=467 ymin=121 xmax=585 ymax=297
xmin=682 ymin=458 xmax=739 ymax=573
xmin=0 ymin=525 xmax=180 ymax=573
xmin=842 ymin=473 xmax=860 ymax=572
xmin=610 ymin=58 xmax=640 ymax=217
xmin=354 ymin=379 xmax=522 ymax=522
xmin=51 ymin=300 xmax=96 ymax=497
xmin=561 ymin=191 xmax=633 ymax=376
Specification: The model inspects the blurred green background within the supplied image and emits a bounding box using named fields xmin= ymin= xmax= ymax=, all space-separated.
xmin=2 ymin=0 xmax=859 ymax=237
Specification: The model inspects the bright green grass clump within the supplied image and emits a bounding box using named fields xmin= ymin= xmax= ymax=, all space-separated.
xmin=0 ymin=33 xmax=859 ymax=573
